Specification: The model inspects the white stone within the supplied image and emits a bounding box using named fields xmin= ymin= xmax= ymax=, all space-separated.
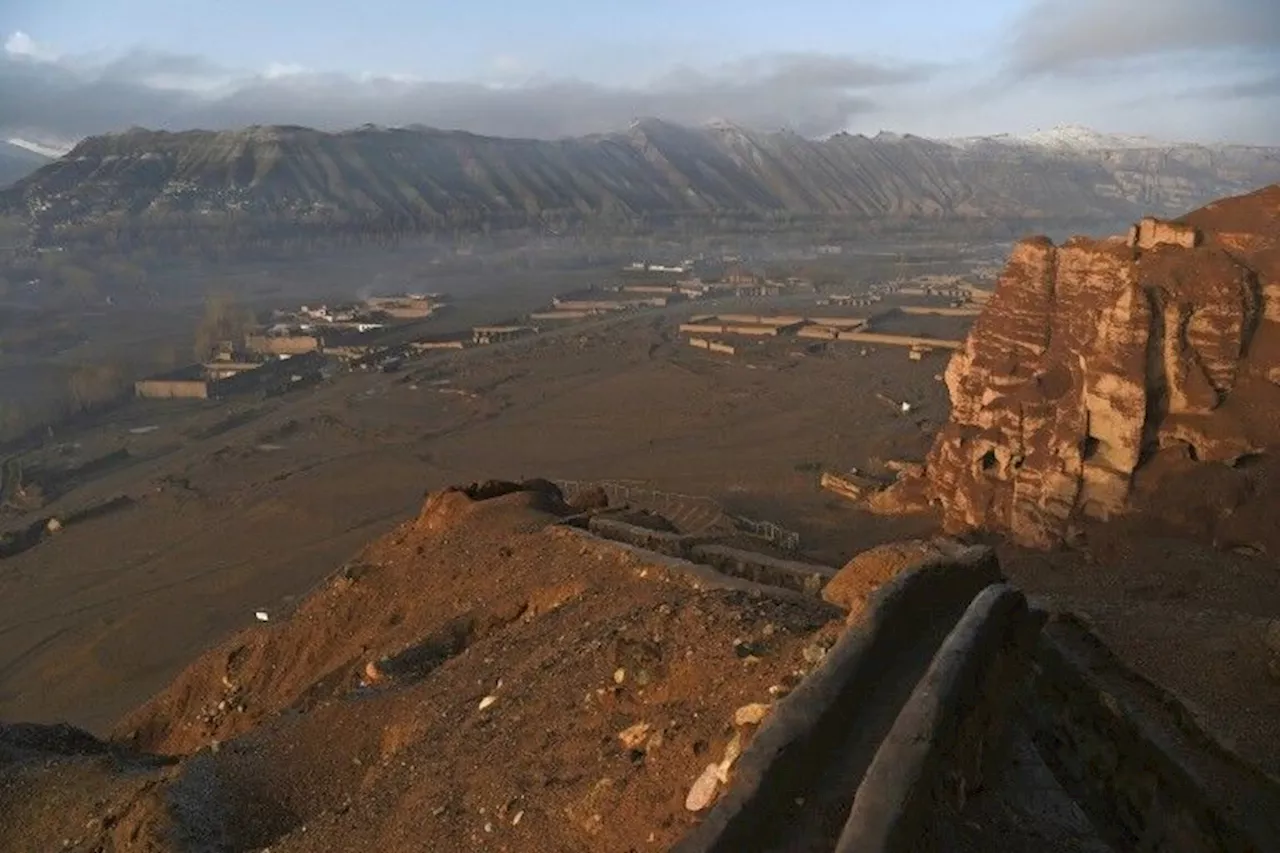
xmin=733 ymin=703 xmax=771 ymax=727
xmin=618 ymin=722 xmax=652 ymax=750
xmin=685 ymin=763 xmax=721 ymax=811
xmin=716 ymin=732 xmax=743 ymax=783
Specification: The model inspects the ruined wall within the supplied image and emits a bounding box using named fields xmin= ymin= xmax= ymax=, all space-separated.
xmin=809 ymin=317 xmax=867 ymax=329
xmin=680 ymin=323 xmax=726 ymax=335
xmin=717 ymin=314 xmax=807 ymax=326
xmin=1127 ymin=216 xmax=1200 ymax=250
xmin=836 ymin=331 xmax=963 ymax=349
xmin=687 ymin=337 xmax=736 ymax=354
xmin=530 ymin=311 xmax=592 ymax=320
xmin=687 ymin=543 xmax=834 ymax=595
xmin=134 ymin=379 xmax=209 ymax=400
xmin=244 ymin=334 xmax=320 ymax=356
xmin=723 ymin=324 xmax=778 ymax=337
xmin=899 ymin=306 xmax=982 ymax=317
xmin=409 ymin=340 xmax=466 ymax=351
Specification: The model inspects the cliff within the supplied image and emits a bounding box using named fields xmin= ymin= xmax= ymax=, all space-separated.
xmin=889 ymin=184 xmax=1280 ymax=548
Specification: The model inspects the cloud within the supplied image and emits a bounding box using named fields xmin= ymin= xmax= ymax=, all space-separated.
xmin=723 ymin=52 xmax=933 ymax=89
xmin=98 ymin=49 xmax=237 ymax=92
xmin=1182 ymin=71 xmax=1280 ymax=101
xmin=4 ymin=31 xmax=60 ymax=63
xmin=1009 ymin=0 xmax=1280 ymax=75
xmin=263 ymin=62 xmax=310 ymax=80
xmin=0 ymin=35 xmax=931 ymax=144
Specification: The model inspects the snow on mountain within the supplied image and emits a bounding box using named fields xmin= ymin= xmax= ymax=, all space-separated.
xmin=1017 ymin=124 xmax=1165 ymax=151
xmin=942 ymin=124 xmax=1172 ymax=152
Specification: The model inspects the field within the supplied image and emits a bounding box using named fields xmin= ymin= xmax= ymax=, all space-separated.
xmin=0 ymin=287 xmax=959 ymax=728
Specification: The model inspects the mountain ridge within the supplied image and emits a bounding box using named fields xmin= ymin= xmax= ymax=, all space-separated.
xmin=3 ymin=118 xmax=1278 ymax=246
xmin=0 ymin=141 xmax=51 ymax=189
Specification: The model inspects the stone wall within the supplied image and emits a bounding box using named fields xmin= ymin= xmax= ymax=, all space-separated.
xmin=673 ymin=549 xmax=1003 ymax=853
xmin=687 ymin=543 xmax=835 ymax=595
xmin=1127 ymin=216 xmax=1200 ymax=250
xmin=244 ymin=334 xmax=320 ymax=356
xmin=835 ymin=585 xmax=1035 ymax=852
xmin=898 ymin=306 xmax=982 ymax=317
xmin=688 ymin=338 xmax=736 ymax=355
xmin=586 ymin=516 xmax=687 ymax=557
xmin=835 ymin=331 xmax=963 ymax=349
xmin=134 ymin=378 xmax=209 ymax=399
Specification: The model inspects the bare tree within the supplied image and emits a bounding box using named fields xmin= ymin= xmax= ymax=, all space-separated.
xmin=193 ymin=292 xmax=254 ymax=360
xmin=67 ymin=363 xmax=126 ymax=412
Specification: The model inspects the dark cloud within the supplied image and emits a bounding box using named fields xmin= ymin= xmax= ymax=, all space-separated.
xmin=1214 ymin=72 xmax=1280 ymax=99
xmin=97 ymin=49 xmax=231 ymax=87
xmin=1009 ymin=0 xmax=1280 ymax=75
xmin=0 ymin=52 xmax=201 ymax=142
xmin=0 ymin=45 xmax=930 ymax=143
xmin=1179 ymin=71 xmax=1280 ymax=101
xmin=725 ymin=52 xmax=934 ymax=89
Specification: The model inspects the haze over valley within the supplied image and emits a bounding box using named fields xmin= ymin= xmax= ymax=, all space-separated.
xmin=2 ymin=2 xmax=1280 ymax=851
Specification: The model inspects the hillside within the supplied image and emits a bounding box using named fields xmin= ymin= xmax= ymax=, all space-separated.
xmin=5 ymin=477 xmax=1280 ymax=852
xmin=0 ymin=141 xmax=50 ymax=189
xmin=3 ymin=120 xmax=1278 ymax=246
xmin=0 ymin=482 xmax=845 ymax=852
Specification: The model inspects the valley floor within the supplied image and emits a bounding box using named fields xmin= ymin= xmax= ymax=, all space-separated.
xmin=0 ymin=292 xmax=1277 ymax=850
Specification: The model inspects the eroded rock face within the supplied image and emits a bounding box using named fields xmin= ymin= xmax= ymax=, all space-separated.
xmin=901 ymin=184 xmax=1280 ymax=547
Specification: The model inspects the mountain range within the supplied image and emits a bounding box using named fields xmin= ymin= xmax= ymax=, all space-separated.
xmin=0 ymin=141 xmax=51 ymax=189
xmin=2 ymin=119 xmax=1278 ymax=245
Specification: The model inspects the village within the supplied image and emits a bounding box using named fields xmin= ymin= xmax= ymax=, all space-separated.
xmin=132 ymin=258 xmax=993 ymax=405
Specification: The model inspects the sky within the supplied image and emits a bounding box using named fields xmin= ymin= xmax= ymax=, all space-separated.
xmin=1 ymin=0 xmax=1278 ymax=150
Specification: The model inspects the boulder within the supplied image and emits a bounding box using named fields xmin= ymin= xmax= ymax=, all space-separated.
xmin=416 ymin=479 xmax=571 ymax=533
xmin=822 ymin=538 xmax=966 ymax=621
xmin=567 ymin=485 xmax=610 ymax=512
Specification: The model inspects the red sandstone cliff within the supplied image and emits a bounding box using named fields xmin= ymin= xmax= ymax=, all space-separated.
xmin=892 ymin=184 xmax=1280 ymax=548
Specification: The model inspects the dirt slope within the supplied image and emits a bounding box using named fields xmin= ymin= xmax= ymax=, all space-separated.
xmin=4 ymin=482 xmax=840 ymax=852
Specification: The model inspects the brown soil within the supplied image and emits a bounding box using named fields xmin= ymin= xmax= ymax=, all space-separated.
xmin=3 ymin=484 xmax=841 ymax=852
